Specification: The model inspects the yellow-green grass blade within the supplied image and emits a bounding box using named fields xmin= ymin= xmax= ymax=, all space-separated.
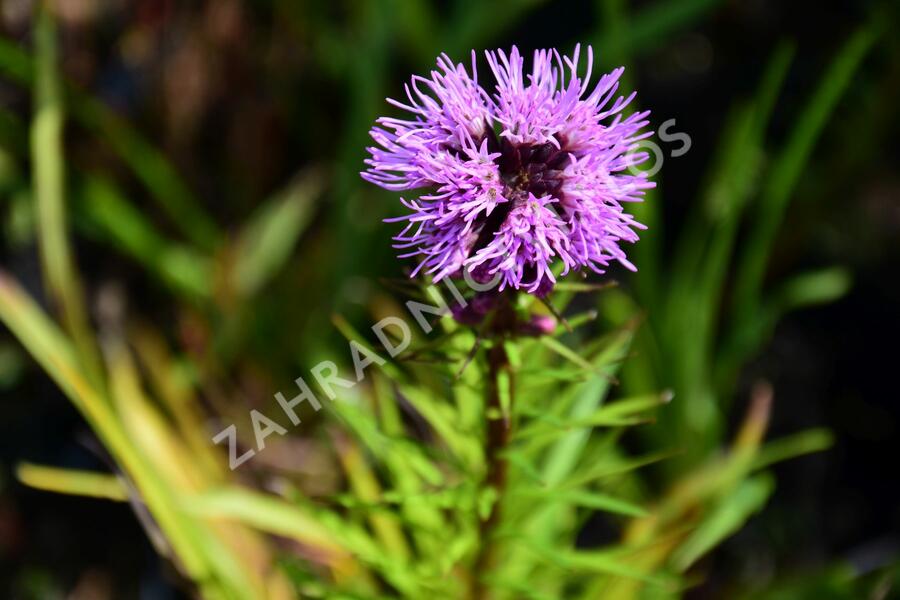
xmin=0 ymin=272 xmax=255 ymax=599
xmin=17 ymin=462 xmax=128 ymax=501
xmin=30 ymin=4 xmax=101 ymax=383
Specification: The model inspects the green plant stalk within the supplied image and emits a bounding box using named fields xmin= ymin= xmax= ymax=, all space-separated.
xmin=30 ymin=2 xmax=102 ymax=384
xmin=471 ymin=316 xmax=513 ymax=599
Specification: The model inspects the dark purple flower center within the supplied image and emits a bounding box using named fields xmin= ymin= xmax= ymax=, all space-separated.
xmin=488 ymin=129 xmax=568 ymax=199
xmin=468 ymin=129 xmax=569 ymax=257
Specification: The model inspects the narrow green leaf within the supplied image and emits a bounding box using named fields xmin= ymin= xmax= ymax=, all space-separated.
xmin=182 ymin=487 xmax=352 ymax=557
xmin=30 ymin=5 xmax=101 ymax=382
xmin=556 ymin=450 xmax=675 ymax=491
xmin=752 ymin=428 xmax=834 ymax=471
xmin=233 ymin=170 xmax=323 ymax=297
xmin=17 ymin=463 xmax=128 ymax=501
xmin=539 ymin=336 xmax=597 ymax=372
xmin=514 ymin=488 xmax=647 ymax=517
xmin=672 ymin=474 xmax=775 ymax=569
xmin=77 ymin=176 xmax=213 ymax=300
xmin=594 ymin=0 xmax=727 ymax=59
xmin=0 ymin=36 xmax=220 ymax=250
xmin=400 ymin=384 xmax=482 ymax=470
xmin=0 ymin=273 xmax=257 ymax=598
xmin=733 ymin=24 xmax=880 ymax=317
xmin=769 ymin=267 xmax=852 ymax=313
xmin=523 ymin=541 xmax=670 ymax=586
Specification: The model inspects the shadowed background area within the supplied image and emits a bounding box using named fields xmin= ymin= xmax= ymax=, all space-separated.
xmin=0 ymin=0 xmax=898 ymax=598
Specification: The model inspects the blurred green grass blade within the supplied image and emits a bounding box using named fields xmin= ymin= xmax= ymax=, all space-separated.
xmin=769 ymin=267 xmax=852 ymax=313
xmin=719 ymin=268 xmax=852 ymax=394
xmin=539 ymin=329 xmax=632 ymax=487
xmin=400 ymin=384 xmax=482 ymax=470
xmin=336 ymin=484 xmax=468 ymax=510
xmin=654 ymin=43 xmax=795 ymax=457
xmin=671 ymin=473 xmax=775 ymax=570
xmin=77 ymin=176 xmax=214 ymax=301
xmin=129 ymin=327 xmax=225 ymax=482
xmin=504 ymin=450 xmax=547 ymax=486
xmin=334 ymin=435 xmax=411 ymax=563
xmin=0 ymin=36 xmax=220 ymax=251
xmin=597 ymin=0 xmax=630 ymax=68
xmin=4 ymin=190 xmax=36 ymax=249
xmin=752 ymin=428 xmax=834 ymax=471
xmin=0 ymin=273 xmax=258 ymax=598
xmin=737 ymin=563 xmax=871 ymax=600
xmin=667 ymin=41 xmax=794 ymax=323
xmin=497 ymin=368 xmax=512 ymax=424
xmin=0 ymin=271 xmax=105 ymax=419
xmin=391 ymin=0 xmax=438 ymax=60
xmin=0 ymin=341 xmax=26 ymax=389
xmin=596 ymin=391 xmax=673 ymax=419
xmin=327 ymin=0 xmax=390 ymax=304
xmin=523 ymin=541 xmax=670 ymax=586
xmin=518 ymin=392 xmax=670 ymax=443
xmin=556 ymin=449 xmax=675 ymax=491
xmin=514 ymin=488 xmax=648 ymax=518
xmin=370 ymin=374 xmax=450 ymax=557
xmin=30 ymin=5 xmax=101 ymax=383
xmin=16 ymin=462 xmax=127 ymax=501
xmin=328 ymin=391 xmax=445 ymax=487
xmin=183 ymin=487 xmax=354 ymax=559
xmin=694 ymin=42 xmax=795 ymax=293
xmin=516 ymin=367 xmax=592 ymax=384
xmin=479 ymin=576 xmax=557 ymax=600
xmin=539 ymin=335 xmax=597 ymax=372
xmin=74 ymin=96 xmax=221 ymax=251
xmin=0 ymin=271 xmax=187 ymax=578
xmin=186 ymin=488 xmax=423 ymax=595
xmin=685 ymin=44 xmax=796 ymax=392
xmin=594 ymin=0 xmax=727 ymax=59
xmin=232 ymin=169 xmax=323 ymax=297
xmin=0 ymin=142 xmax=22 ymax=201
xmin=332 ymin=312 xmax=405 ymax=376
xmin=722 ymin=25 xmax=878 ymax=385
xmin=594 ymin=0 xmax=664 ymax=305
xmin=0 ymin=35 xmax=30 ymax=79
xmin=0 ymin=106 xmax=27 ymax=153
xmin=732 ymin=24 xmax=880 ymax=318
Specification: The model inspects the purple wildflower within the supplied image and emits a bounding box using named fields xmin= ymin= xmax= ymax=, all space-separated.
xmin=362 ymin=45 xmax=654 ymax=294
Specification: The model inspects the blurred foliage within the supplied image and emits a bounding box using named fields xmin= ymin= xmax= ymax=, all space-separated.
xmin=0 ymin=0 xmax=898 ymax=599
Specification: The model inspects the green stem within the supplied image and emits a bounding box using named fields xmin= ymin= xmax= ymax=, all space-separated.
xmin=471 ymin=298 xmax=515 ymax=599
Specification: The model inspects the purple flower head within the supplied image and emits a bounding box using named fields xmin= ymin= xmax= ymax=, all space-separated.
xmin=362 ymin=45 xmax=654 ymax=294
